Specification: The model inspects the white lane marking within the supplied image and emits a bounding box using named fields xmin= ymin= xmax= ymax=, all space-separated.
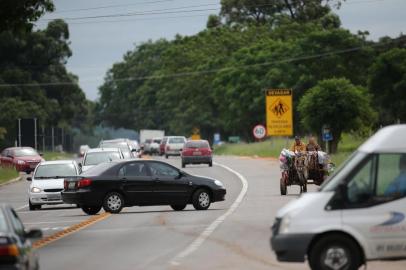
xmin=15 ymin=204 xmax=28 ymax=211
xmin=24 ymin=220 xmax=84 ymax=225
xmin=170 ymin=161 xmax=248 ymax=266
xmin=36 ymin=227 xmax=69 ymax=232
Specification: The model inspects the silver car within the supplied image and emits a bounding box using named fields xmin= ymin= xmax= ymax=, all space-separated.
xmin=81 ymin=147 xmax=124 ymax=172
xmin=28 ymin=160 xmax=80 ymax=210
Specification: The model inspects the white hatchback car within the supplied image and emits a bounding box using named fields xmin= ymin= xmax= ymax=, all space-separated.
xmin=165 ymin=136 xmax=187 ymax=158
xmin=28 ymin=160 xmax=80 ymax=210
xmin=81 ymin=147 xmax=124 ymax=172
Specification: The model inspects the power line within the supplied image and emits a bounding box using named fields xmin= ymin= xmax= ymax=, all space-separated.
xmin=39 ymin=3 xmax=221 ymax=22
xmin=0 ymin=37 xmax=403 ymax=88
xmin=53 ymin=0 xmax=178 ymax=14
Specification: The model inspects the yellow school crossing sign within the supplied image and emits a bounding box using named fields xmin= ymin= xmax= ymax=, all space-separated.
xmin=266 ymin=89 xmax=293 ymax=136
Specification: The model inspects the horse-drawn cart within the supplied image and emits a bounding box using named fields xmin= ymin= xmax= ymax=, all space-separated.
xmin=279 ymin=149 xmax=332 ymax=195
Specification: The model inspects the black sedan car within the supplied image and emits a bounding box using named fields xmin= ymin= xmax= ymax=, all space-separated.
xmin=0 ymin=204 xmax=42 ymax=270
xmin=62 ymin=160 xmax=226 ymax=215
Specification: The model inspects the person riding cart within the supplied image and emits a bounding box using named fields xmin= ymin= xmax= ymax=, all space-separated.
xmin=290 ymin=136 xmax=306 ymax=152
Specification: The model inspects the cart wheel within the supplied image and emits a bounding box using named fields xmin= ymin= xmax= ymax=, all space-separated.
xmin=280 ymin=178 xmax=287 ymax=195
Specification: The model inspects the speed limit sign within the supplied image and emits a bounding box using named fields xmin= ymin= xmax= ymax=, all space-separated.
xmin=253 ymin=124 xmax=266 ymax=140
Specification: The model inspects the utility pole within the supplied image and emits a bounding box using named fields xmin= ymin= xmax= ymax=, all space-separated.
xmin=51 ymin=127 xmax=55 ymax=152
xmin=34 ymin=118 xmax=37 ymax=150
xmin=42 ymin=126 xmax=45 ymax=153
xmin=18 ymin=118 xmax=21 ymax=147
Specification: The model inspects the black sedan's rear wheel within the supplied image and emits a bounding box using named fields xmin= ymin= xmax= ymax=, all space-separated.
xmin=103 ymin=192 xmax=124 ymax=214
xmin=81 ymin=205 xmax=102 ymax=215
xmin=171 ymin=204 xmax=187 ymax=211
xmin=192 ymin=188 xmax=211 ymax=210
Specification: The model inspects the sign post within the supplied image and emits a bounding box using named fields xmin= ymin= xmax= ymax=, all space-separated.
xmin=266 ymin=89 xmax=293 ymax=137
xmin=322 ymin=126 xmax=333 ymax=154
xmin=252 ymin=124 xmax=266 ymax=141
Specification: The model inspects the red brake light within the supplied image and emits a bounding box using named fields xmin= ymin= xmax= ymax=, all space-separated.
xmin=0 ymin=244 xmax=19 ymax=256
xmin=64 ymin=180 xmax=68 ymax=189
xmin=78 ymin=178 xmax=92 ymax=188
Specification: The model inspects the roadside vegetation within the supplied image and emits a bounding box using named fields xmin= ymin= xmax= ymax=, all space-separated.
xmin=214 ymin=133 xmax=366 ymax=166
xmin=0 ymin=167 xmax=19 ymax=185
xmin=43 ymin=152 xmax=74 ymax=161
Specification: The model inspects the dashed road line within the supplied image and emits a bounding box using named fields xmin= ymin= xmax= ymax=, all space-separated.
xmin=170 ymin=161 xmax=249 ymax=266
xmin=33 ymin=212 xmax=111 ymax=249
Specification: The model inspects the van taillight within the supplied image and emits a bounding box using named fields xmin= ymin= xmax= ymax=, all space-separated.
xmin=0 ymin=244 xmax=19 ymax=256
xmin=78 ymin=178 xmax=92 ymax=188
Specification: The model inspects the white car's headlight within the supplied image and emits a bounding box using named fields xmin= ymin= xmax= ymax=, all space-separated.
xmin=31 ymin=187 xmax=42 ymax=193
xmin=214 ymin=180 xmax=224 ymax=187
xmin=17 ymin=160 xmax=25 ymax=165
xmin=279 ymin=214 xmax=292 ymax=234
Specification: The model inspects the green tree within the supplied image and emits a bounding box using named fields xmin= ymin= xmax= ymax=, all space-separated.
xmin=368 ymin=48 xmax=406 ymax=125
xmin=220 ymin=0 xmax=344 ymax=25
xmin=298 ymin=78 xmax=376 ymax=153
xmin=0 ymin=0 xmax=54 ymax=33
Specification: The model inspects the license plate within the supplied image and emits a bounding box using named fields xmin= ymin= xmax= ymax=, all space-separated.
xmin=68 ymin=182 xmax=76 ymax=189
xmin=47 ymin=194 xmax=61 ymax=200
xmin=193 ymin=151 xmax=202 ymax=156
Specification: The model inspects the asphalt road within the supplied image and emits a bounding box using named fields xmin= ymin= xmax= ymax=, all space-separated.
xmin=0 ymin=156 xmax=404 ymax=270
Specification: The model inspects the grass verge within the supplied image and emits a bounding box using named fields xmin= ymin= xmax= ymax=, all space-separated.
xmin=214 ymin=133 xmax=367 ymax=166
xmin=0 ymin=167 xmax=19 ymax=185
xmin=42 ymin=152 xmax=74 ymax=161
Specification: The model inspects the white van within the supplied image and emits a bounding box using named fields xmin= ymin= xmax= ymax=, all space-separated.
xmin=271 ymin=125 xmax=406 ymax=270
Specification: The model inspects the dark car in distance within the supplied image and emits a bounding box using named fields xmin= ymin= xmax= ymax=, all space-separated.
xmin=0 ymin=204 xmax=42 ymax=270
xmin=181 ymin=140 xmax=213 ymax=168
xmin=62 ymin=160 xmax=226 ymax=215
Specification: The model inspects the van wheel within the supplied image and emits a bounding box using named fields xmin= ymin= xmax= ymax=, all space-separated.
xmin=309 ymin=234 xmax=362 ymax=270
xmin=192 ymin=189 xmax=211 ymax=210
xmin=81 ymin=206 xmax=102 ymax=215
xmin=171 ymin=204 xmax=186 ymax=211
xmin=165 ymin=154 xmax=168 ymax=159
xmin=209 ymin=161 xmax=213 ymax=167
xmin=182 ymin=162 xmax=186 ymax=168
xmin=103 ymin=192 xmax=124 ymax=214
xmin=280 ymin=178 xmax=287 ymax=195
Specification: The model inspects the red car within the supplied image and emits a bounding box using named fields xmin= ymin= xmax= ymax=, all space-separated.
xmin=181 ymin=140 xmax=213 ymax=168
xmin=159 ymin=136 xmax=168 ymax=156
xmin=0 ymin=147 xmax=44 ymax=174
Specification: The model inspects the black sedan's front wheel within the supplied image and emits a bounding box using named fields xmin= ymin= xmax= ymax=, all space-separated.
xmin=81 ymin=205 xmax=102 ymax=215
xmin=171 ymin=204 xmax=187 ymax=211
xmin=103 ymin=192 xmax=124 ymax=214
xmin=192 ymin=188 xmax=211 ymax=210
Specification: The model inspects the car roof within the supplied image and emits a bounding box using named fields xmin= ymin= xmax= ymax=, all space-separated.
xmin=38 ymin=160 xmax=76 ymax=165
xmin=359 ymin=125 xmax=406 ymax=153
xmin=5 ymin=146 xmax=35 ymax=150
xmin=86 ymin=147 xmax=121 ymax=153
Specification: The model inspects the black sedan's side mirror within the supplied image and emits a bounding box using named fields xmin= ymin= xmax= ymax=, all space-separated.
xmin=78 ymin=163 xmax=82 ymax=168
xmin=26 ymin=177 xmax=32 ymax=181
xmin=25 ymin=229 xmax=43 ymax=239
xmin=39 ymin=153 xmax=43 ymax=157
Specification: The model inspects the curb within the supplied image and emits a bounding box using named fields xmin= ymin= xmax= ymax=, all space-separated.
xmin=0 ymin=176 xmax=22 ymax=188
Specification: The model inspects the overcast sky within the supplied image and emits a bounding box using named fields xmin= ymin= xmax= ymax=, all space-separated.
xmin=36 ymin=0 xmax=406 ymax=101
